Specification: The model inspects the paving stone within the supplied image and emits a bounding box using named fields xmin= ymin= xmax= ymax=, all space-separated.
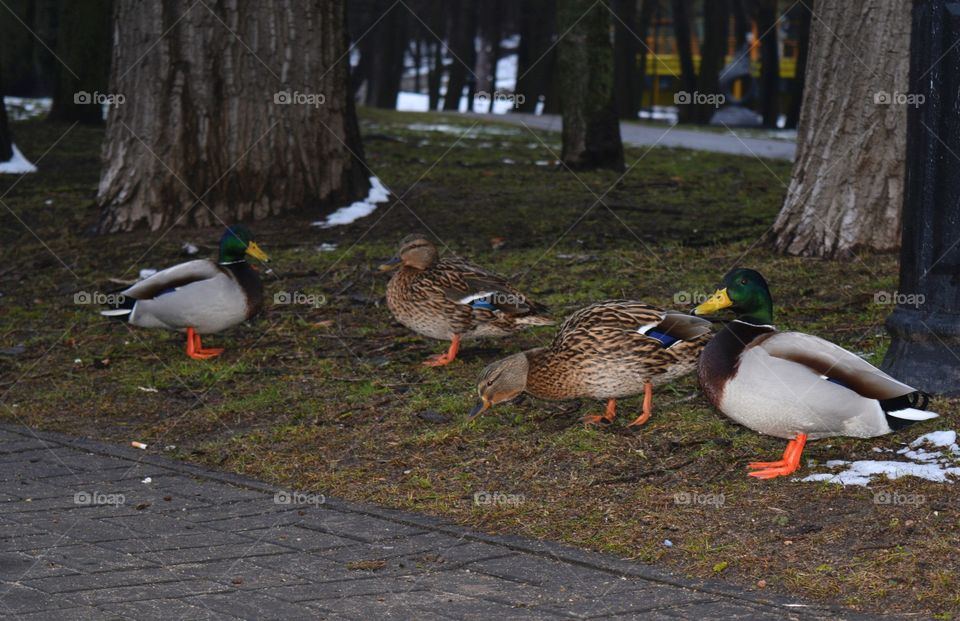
xmin=0 ymin=425 xmax=872 ymax=621
xmin=186 ymin=591 xmax=324 ymax=620
xmin=99 ymin=597 xmax=241 ymax=620
xmin=65 ymin=578 xmax=233 ymax=605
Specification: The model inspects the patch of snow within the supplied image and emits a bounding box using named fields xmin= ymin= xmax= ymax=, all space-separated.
xmin=312 ymin=177 xmax=390 ymax=228
xmin=182 ymin=243 xmax=199 ymax=255
xmin=138 ymin=269 xmax=157 ymax=280
xmin=0 ymin=144 xmax=37 ymax=174
xmin=3 ymin=96 xmax=51 ymax=121
xmin=798 ymin=429 xmax=960 ymax=487
xmin=316 ymin=243 xmax=337 ymax=252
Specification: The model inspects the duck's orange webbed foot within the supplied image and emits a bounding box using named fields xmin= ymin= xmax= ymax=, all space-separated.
xmin=582 ymin=399 xmax=617 ymax=427
xmin=422 ymin=334 xmax=461 ymax=367
xmin=626 ymin=382 xmax=654 ymax=428
xmin=186 ymin=327 xmax=224 ymax=360
xmin=748 ymin=434 xmax=808 ymax=479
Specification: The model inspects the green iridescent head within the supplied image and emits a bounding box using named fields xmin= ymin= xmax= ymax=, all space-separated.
xmin=218 ymin=225 xmax=270 ymax=264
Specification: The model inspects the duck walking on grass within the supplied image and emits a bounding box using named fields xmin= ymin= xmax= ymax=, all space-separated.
xmin=381 ymin=234 xmax=553 ymax=366
xmin=470 ymin=300 xmax=712 ymax=426
xmin=693 ymin=268 xmax=938 ymax=479
xmin=102 ymin=225 xmax=269 ymax=360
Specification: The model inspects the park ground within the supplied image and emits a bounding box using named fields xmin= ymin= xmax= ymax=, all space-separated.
xmin=1 ymin=109 xmax=958 ymax=618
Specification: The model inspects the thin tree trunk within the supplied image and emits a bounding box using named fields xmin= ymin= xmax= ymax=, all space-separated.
xmin=772 ymin=0 xmax=910 ymax=258
xmin=47 ymin=0 xmax=113 ymax=125
xmin=97 ymin=0 xmax=368 ymax=233
xmin=695 ymin=0 xmax=728 ymax=124
xmin=442 ymin=0 xmax=478 ymax=111
xmin=558 ymin=0 xmax=625 ymax=171
xmin=427 ymin=40 xmax=443 ymax=111
xmin=756 ymin=0 xmax=780 ymax=128
xmin=0 ymin=66 xmax=13 ymax=162
xmin=635 ymin=0 xmax=655 ymax=112
xmin=672 ymin=0 xmax=697 ymax=123
xmin=514 ymin=0 xmax=556 ymax=113
xmin=612 ymin=0 xmax=639 ymax=119
xmin=363 ymin=3 xmax=406 ymax=109
xmin=785 ymin=0 xmax=812 ymax=129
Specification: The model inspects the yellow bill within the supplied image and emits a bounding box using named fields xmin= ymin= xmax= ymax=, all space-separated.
xmin=245 ymin=241 xmax=270 ymax=262
xmin=694 ymin=288 xmax=733 ymax=315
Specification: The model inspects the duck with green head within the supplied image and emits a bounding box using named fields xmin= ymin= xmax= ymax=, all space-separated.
xmin=693 ymin=268 xmax=937 ymax=479
xmin=102 ymin=225 xmax=270 ymax=359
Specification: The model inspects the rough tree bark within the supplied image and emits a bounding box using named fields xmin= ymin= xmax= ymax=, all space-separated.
xmin=558 ymin=0 xmax=625 ymax=171
xmin=48 ymin=0 xmax=113 ymax=125
xmin=97 ymin=0 xmax=368 ymax=233
xmin=772 ymin=0 xmax=910 ymax=258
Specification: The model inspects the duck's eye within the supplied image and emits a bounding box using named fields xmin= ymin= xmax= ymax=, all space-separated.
xmin=739 ymin=278 xmax=747 ymax=285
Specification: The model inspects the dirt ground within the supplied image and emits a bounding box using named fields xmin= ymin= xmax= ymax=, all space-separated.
xmin=1 ymin=109 xmax=957 ymax=618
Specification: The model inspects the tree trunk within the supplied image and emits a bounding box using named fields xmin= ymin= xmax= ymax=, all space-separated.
xmin=47 ymin=0 xmax=113 ymax=125
xmin=756 ymin=0 xmax=780 ymax=128
xmin=558 ymin=0 xmax=625 ymax=171
xmin=427 ymin=40 xmax=443 ymax=111
xmin=785 ymin=0 xmax=812 ymax=129
xmin=612 ymin=0 xmax=639 ymax=119
xmin=635 ymin=0 xmax=655 ymax=111
xmin=514 ymin=0 xmax=556 ymax=113
xmin=0 ymin=67 xmax=13 ymax=162
xmin=362 ymin=3 xmax=407 ymax=109
xmin=672 ymin=0 xmax=697 ymax=123
xmin=772 ymin=0 xmax=910 ymax=258
xmin=97 ymin=0 xmax=368 ymax=233
xmin=442 ymin=0 xmax=478 ymax=111
xmin=695 ymin=0 xmax=728 ymax=124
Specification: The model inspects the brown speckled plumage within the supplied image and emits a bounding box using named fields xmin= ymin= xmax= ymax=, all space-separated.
xmin=475 ymin=300 xmax=713 ymax=413
xmin=385 ymin=236 xmax=553 ymax=342
xmin=522 ymin=300 xmax=712 ymax=401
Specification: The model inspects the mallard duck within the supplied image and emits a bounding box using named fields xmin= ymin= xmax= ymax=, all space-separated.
xmin=380 ymin=234 xmax=553 ymax=366
xmin=102 ymin=225 xmax=269 ymax=360
xmin=693 ymin=268 xmax=938 ymax=479
xmin=470 ymin=300 xmax=713 ymax=426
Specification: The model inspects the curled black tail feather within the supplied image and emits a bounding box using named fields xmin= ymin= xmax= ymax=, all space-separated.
xmin=880 ymin=391 xmax=933 ymax=431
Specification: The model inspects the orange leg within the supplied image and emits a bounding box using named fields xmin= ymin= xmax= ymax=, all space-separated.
xmin=582 ymin=399 xmax=617 ymax=426
xmin=748 ymin=434 xmax=808 ymax=479
xmin=185 ymin=327 xmax=224 ymax=360
xmin=423 ymin=334 xmax=461 ymax=367
xmin=626 ymin=382 xmax=654 ymax=428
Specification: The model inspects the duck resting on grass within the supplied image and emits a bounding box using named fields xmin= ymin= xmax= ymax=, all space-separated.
xmin=102 ymin=225 xmax=269 ymax=360
xmin=693 ymin=268 xmax=938 ymax=479
xmin=381 ymin=234 xmax=553 ymax=366
xmin=470 ymin=300 xmax=713 ymax=427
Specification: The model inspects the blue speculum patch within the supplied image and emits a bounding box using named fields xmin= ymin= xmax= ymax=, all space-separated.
xmin=645 ymin=329 xmax=679 ymax=348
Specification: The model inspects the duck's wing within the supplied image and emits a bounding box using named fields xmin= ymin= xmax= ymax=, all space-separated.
xmin=122 ymin=260 xmax=222 ymax=301
xmin=437 ymin=258 xmax=547 ymax=316
xmin=757 ymin=332 xmax=915 ymax=400
xmin=553 ymin=300 xmax=711 ymax=355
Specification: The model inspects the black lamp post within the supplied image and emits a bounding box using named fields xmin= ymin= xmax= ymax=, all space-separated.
xmin=882 ymin=0 xmax=960 ymax=394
